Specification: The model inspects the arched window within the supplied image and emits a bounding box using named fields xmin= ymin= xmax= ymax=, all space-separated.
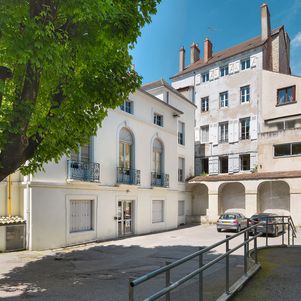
xmin=153 ymin=139 xmax=163 ymax=174
xmin=119 ymin=128 xmax=133 ymax=170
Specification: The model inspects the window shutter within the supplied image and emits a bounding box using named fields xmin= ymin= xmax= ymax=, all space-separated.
xmin=152 ymin=200 xmax=164 ymax=223
xmin=233 ymin=154 xmax=240 ymax=173
xmin=233 ymin=120 xmax=239 ymax=142
xmin=209 ymin=124 xmax=214 ymax=143
xmin=233 ymin=60 xmax=240 ymax=73
xmin=195 ymin=74 xmax=201 ymax=85
xmin=250 ymin=115 xmax=258 ymax=140
xmin=209 ymin=69 xmax=214 ymax=81
xmin=209 ymin=156 xmax=219 ymax=175
xmin=250 ymin=55 xmax=257 ymax=68
xmin=214 ymin=68 xmax=219 ymax=79
xmin=250 ymin=153 xmax=257 ymax=171
xmin=228 ymin=120 xmax=234 ymax=143
xmin=195 ymin=127 xmax=200 ymax=142
xmin=212 ymin=123 xmax=218 ymax=145
xmin=228 ymin=154 xmax=234 ymax=174
xmin=229 ymin=63 xmax=234 ymax=74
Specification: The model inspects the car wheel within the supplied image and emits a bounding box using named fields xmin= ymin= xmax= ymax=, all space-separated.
xmin=236 ymin=225 xmax=241 ymax=233
xmin=217 ymin=229 xmax=221 ymax=232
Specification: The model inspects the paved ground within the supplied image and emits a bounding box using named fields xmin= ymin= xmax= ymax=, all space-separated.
xmin=232 ymin=246 xmax=301 ymax=301
xmin=0 ymin=224 xmax=299 ymax=301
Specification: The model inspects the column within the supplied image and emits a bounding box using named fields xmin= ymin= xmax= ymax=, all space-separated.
xmin=245 ymin=192 xmax=257 ymax=218
xmin=207 ymin=193 xmax=219 ymax=223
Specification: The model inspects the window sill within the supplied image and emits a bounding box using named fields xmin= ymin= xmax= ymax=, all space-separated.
xmin=240 ymin=101 xmax=250 ymax=104
xmin=201 ymin=111 xmax=209 ymax=114
xmin=274 ymin=154 xmax=301 ymax=159
xmin=276 ymin=101 xmax=297 ymax=107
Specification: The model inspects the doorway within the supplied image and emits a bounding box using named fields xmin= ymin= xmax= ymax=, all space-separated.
xmin=118 ymin=200 xmax=134 ymax=236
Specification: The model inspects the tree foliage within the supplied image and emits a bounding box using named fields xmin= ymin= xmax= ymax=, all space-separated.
xmin=0 ymin=0 xmax=160 ymax=181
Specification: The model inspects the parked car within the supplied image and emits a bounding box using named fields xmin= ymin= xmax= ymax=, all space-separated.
xmin=250 ymin=213 xmax=284 ymax=236
xmin=217 ymin=212 xmax=248 ymax=233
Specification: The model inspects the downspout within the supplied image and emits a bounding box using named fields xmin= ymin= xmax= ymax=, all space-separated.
xmin=7 ymin=175 xmax=12 ymax=217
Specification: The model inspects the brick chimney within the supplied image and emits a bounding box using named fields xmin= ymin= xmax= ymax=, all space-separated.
xmin=204 ymin=38 xmax=212 ymax=63
xmin=261 ymin=3 xmax=271 ymax=41
xmin=179 ymin=46 xmax=185 ymax=72
xmin=190 ymin=42 xmax=200 ymax=65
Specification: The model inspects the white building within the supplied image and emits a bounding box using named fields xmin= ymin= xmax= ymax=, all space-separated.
xmin=171 ymin=4 xmax=301 ymax=226
xmin=0 ymin=82 xmax=195 ymax=251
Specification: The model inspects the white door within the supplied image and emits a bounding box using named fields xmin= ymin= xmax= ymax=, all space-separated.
xmin=178 ymin=200 xmax=185 ymax=225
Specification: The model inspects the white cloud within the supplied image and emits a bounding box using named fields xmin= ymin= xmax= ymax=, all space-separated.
xmin=291 ymin=32 xmax=301 ymax=48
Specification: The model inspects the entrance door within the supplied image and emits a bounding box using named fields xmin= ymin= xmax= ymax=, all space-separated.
xmin=118 ymin=201 xmax=134 ymax=236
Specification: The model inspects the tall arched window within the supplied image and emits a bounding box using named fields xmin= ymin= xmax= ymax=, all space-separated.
xmin=153 ymin=139 xmax=163 ymax=174
xmin=119 ymin=128 xmax=133 ymax=170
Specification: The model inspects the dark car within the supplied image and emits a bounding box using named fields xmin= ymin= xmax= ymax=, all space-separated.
xmin=250 ymin=213 xmax=284 ymax=236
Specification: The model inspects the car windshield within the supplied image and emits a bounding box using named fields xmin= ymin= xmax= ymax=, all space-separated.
xmin=220 ymin=214 xmax=237 ymax=220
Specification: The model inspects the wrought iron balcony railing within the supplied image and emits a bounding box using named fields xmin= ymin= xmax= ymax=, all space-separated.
xmin=151 ymin=172 xmax=169 ymax=188
xmin=117 ymin=167 xmax=141 ymax=185
xmin=67 ymin=160 xmax=100 ymax=182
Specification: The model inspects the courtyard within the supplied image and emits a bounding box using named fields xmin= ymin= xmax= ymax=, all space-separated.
xmin=0 ymin=224 xmax=298 ymax=301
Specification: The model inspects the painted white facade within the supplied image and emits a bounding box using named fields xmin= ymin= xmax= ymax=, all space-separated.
xmin=15 ymin=86 xmax=195 ymax=250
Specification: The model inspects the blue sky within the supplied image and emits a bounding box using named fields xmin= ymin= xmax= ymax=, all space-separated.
xmin=131 ymin=0 xmax=301 ymax=84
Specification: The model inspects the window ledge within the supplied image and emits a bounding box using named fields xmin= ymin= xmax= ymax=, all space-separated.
xmin=274 ymin=154 xmax=301 ymax=159
xmin=276 ymin=101 xmax=297 ymax=107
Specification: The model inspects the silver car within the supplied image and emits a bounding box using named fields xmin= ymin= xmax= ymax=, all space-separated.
xmin=217 ymin=212 xmax=248 ymax=233
xmin=250 ymin=213 xmax=284 ymax=236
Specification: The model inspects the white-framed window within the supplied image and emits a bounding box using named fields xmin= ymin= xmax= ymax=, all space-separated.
xmin=241 ymin=58 xmax=250 ymax=70
xmin=178 ymin=200 xmax=185 ymax=217
xmin=154 ymin=113 xmax=163 ymax=127
xmin=240 ymin=154 xmax=250 ymax=170
xmin=152 ymin=200 xmax=164 ymax=223
xmin=201 ymin=125 xmax=209 ymax=143
xmin=220 ymin=65 xmax=229 ymax=77
xmin=240 ymin=117 xmax=250 ymax=140
xmin=70 ymin=200 xmax=93 ymax=233
xmin=178 ymin=121 xmax=185 ymax=145
xmin=120 ymin=100 xmax=134 ymax=114
xmin=178 ymin=157 xmax=185 ymax=182
xmin=201 ymin=97 xmax=209 ymax=112
xmin=219 ymin=122 xmax=228 ymax=143
xmin=240 ymin=85 xmax=250 ymax=103
xmin=219 ymin=91 xmax=228 ymax=108
xmin=202 ymin=72 xmax=209 ymax=82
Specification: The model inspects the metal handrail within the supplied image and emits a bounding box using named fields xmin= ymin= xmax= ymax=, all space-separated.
xmin=129 ymin=216 xmax=297 ymax=301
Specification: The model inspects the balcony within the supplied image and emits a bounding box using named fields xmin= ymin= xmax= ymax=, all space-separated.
xmin=67 ymin=160 xmax=100 ymax=182
xmin=151 ymin=172 xmax=169 ymax=188
xmin=117 ymin=167 xmax=141 ymax=185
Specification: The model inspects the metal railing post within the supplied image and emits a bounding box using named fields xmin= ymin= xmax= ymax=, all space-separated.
xmin=244 ymin=231 xmax=248 ymax=276
xmin=199 ymin=247 xmax=204 ymax=301
xmin=282 ymin=216 xmax=285 ymax=246
xmin=165 ymin=261 xmax=171 ymax=301
xmin=254 ymin=228 xmax=258 ymax=265
xmin=288 ymin=219 xmax=290 ymax=246
xmin=225 ymin=235 xmax=230 ymax=295
xmin=129 ymin=277 xmax=134 ymax=301
xmin=266 ymin=219 xmax=268 ymax=247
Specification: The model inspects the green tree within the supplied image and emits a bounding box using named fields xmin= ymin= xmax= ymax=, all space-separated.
xmin=0 ymin=0 xmax=160 ymax=182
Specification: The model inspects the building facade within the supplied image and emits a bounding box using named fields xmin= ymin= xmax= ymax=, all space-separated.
xmin=171 ymin=4 xmax=301 ymax=225
xmin=0 ymin=84 xmax=195 ymax=251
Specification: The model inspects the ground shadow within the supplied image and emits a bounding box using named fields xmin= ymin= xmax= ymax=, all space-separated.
xmin=0 ymin=244 xmax=246 ymax=301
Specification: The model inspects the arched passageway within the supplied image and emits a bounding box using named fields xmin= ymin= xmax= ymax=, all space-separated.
xmin=257 ymin=181 xmax=290 ymax=215
xmin=218 ymin=182 xmax=246 ymax=215
xmin=191 ymin=184 xmax=209 ymax=216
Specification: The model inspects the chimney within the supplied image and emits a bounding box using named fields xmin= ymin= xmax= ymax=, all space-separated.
xmin=190 ymin=42 xmax=200 ymax=65
xmin=179 ymin=46 xmax=185 ymax=72
xmin=204 ymin=37 xmax=212 ymax=63
xmin=261 ymin=3 xmax=271 ymax=41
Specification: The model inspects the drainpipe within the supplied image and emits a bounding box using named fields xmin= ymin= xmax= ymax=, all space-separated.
xmin=7 ymin=175 xmax=12 ymax=217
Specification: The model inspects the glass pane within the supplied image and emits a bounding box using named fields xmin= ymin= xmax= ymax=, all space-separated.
xmin=81 ymin=144 xmax=89 ymax=162
xmin=125 ymin=144 xmax=131 ymax=169
xmin=287 ymin=87 xmax=293 ymax=102
xmin=119 ymin=143 xmax=124 ymax=167
xmin=274 ymin=144 xmax=291 ymax=156
xmin=292 ymin=143 xmax=301 ymax=155
xmin=278 ymin=89 xmax=286 ymax=104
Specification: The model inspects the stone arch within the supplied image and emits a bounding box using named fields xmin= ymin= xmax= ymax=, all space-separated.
xmin=218 ymin=182 xmax=246 ymax=215
xmin=191 ymin=184 xmax=209 ymax=216
xmin=257 ymin=181 xmax=290 ymax=215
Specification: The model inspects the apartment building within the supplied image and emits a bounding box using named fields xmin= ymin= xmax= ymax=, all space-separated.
xmin=171 ymin=4 xmax=301 ymax=225
xmin=0 ymin=83 xmax=195 ymax=251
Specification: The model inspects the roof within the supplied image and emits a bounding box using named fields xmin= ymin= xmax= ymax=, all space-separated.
xmin=189 ymin=170 xmax=301 ymax=183
xmin=137 ymin=88 xmax=183 ymax=115
xmin=0 ymin=216 xmax=25 ymax=225
xmin=142 ymin=79 xmax=197 ymax=108
xmin=171 ymin=27 xmax=282 ymax=79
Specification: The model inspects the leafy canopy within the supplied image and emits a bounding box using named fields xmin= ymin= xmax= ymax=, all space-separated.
xmin=0 ymin=0 xmax=160 ymax=181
